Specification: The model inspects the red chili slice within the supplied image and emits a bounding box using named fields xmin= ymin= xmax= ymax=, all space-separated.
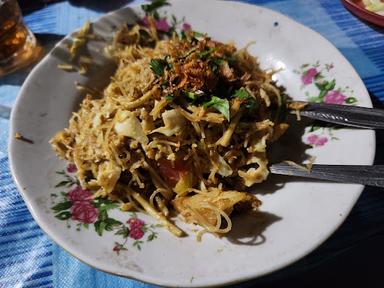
xmin=157 ymin=159 xmax=189 ymax=186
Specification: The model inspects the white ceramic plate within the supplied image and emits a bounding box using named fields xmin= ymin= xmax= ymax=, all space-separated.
xmin=9 ymin=0 xmax=375 ymax=287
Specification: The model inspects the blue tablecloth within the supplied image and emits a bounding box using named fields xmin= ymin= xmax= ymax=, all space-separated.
xmin=1 ymin=1 xmax=384 ymax=287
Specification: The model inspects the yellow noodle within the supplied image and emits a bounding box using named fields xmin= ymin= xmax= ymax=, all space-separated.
xmin=50 ymin=21 xmax=287 ymax=238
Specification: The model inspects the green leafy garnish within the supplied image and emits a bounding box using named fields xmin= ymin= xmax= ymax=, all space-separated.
xmin=203 ymin=96 xmax=230 ymax=121
xmin=210 ymin=58 xmax=225 ymax=73
xmin=198 ymin=48 xmax=216 ymax=59
xmin=150 ymin=56 xmax=171 ymax=77
xmin=233 ymin=88 xmax=258 ymax=110
xmin=165 ymin=94 xmax=174 ymax=101
xmin=244 ymin=98 xmax=257 ymax=111
xmin=233 ymin=88 xmax=250 ymax=99
xmin=192 ymin=31 xmax=205 ymax=41
xmin=184 ymin=91 xmax=197 ymax=101
xmin=213 ymin=58 xmax=225 ymax=66
xmin=150 ymin=59 xmax=166 ymax=76
xmin=225 ymin=54 xmax=236 ymax=65
xmin=141 ymin=0 xmax=170 ymax=15
xmin=179 ymin=31 xmax=187 ymax=40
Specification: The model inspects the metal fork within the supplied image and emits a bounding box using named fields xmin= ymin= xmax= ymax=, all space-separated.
xmin=270 ymin=163 xmax=384 ymax=188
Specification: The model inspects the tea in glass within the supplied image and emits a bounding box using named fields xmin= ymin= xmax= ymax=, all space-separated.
xmin=0 ymin=0 xmax=41 ymax=76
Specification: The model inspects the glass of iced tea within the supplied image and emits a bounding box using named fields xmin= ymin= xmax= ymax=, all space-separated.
xmin=0 ymin=0 xmax=41 ymax=76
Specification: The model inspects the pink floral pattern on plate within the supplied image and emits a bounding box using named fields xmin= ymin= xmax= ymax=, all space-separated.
xmin=71 ymin=201 xmax=98 ymax=224
xmin=51 ymin=164 xmax=160 ymax=254
xmin=324 ymin=90 xmax=347 ymax=105
xmin=301 ymin=67 xmax=318 ymax=85
xmin=306 ymin=134 xmax=328 ymax=147
xmin=142 ymin=16 xmax=171 ymax=32
xmin=294 ymin=62 xmax=358 ymax=147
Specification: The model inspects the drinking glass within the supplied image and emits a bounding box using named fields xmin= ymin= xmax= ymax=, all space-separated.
xmin=0 ymin=0 xmax=41 ymax=76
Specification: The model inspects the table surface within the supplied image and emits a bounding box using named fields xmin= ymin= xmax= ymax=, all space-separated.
xmin=1 ymin=1 xmax=384 ymax=287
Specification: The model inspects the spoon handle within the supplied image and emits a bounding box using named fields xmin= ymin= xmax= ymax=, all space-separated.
xmin=292 ymin=101 xmax=384 ymax=129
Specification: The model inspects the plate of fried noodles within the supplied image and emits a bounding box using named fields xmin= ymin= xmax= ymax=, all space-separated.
xmin=9 ymin=0 xmax=375 ymax=286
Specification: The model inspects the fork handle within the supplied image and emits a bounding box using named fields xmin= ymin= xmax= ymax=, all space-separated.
xmin=295 ymin=102 xmax=384 ymax=129
xmin=270 ymin=163 xmax=384 ymax=187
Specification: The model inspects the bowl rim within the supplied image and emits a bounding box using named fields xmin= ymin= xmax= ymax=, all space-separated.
xmin=342 ymin=0 xmax=384 ymax=27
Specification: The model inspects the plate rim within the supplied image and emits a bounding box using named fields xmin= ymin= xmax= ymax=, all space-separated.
xmin=8 ymin=0 xmax=376 ymax=287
